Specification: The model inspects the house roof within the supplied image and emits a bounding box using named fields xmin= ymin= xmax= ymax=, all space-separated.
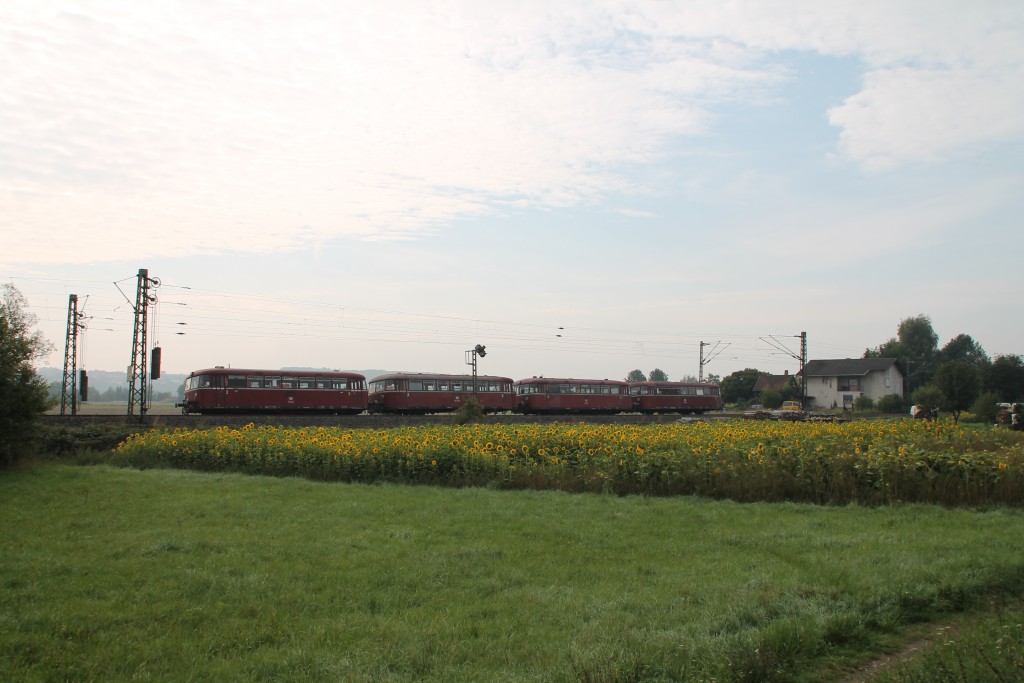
xmin=753 ymin=374 xmax=793 ymax=392
xmin=802 ymin=358 xmax=901 ymax=377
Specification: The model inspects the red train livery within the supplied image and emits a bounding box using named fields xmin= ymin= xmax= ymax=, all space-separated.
xmin=179 ymin=367 xmax=723 ymax=416
xmin=515 ymin=378 xmax=633 ymax=414
xmin=181 ymin=368 xmax=367 ymax=414
xmin=628 ymin=381 xmax=723 ymax=414
xmin=367 ymin=373 xmax=516 ymax=414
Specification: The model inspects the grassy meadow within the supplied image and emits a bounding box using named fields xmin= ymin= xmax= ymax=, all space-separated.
xmin=3 ymin=462 xmax=1024 ymax=682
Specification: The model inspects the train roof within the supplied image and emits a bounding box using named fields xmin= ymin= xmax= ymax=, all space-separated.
xmin=628 ymin=380 xmax=720 ymax=387
xmin=515 ymin=377 xmax=628 ymax=384
xmin=188 ymin=368 xmax=366 ymax=378
xmin=370 ymin=372 xmax=514 ymax=382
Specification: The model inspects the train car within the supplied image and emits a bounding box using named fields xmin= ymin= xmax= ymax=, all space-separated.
xmin=367 ymin=373 xmax=516 ymax=414
xmin=515 ymin=378 xmax=632 ymax=414
xmin=180 ymin=368 xmax=367 ymax=414
xmin=628 ymin=380 xmax=723 ymax=414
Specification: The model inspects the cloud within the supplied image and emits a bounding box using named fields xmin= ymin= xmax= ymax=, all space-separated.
xmin=1 ymin=0 xmax=1021 ymax=265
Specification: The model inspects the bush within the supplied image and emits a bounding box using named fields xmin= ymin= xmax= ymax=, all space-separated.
xmin=876 ymin=394 xmax=906 ymax=414
xmin=971 ymin=391 xmax=1002 ymax=424
xmin=853 ymin=395 xmax=875 ymax=412
xmin=453 ymin=396 xmax=486 ymax=424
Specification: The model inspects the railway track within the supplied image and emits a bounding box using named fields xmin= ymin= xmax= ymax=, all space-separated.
xmin=41 ymin=412 xmax=734 ymax=430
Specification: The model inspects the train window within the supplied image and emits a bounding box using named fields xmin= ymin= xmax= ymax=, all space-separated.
xmin=266 ymin=376 xmax=281 ymax=388
xmin=438 ymin=381 xmax=450 ymax=391
xmin=248 ymin=376 xmax=263 ymax=388
xmin=423 ymin=380 xmax=436 ymax=390
xmin=452 ymin=382 xmax=463 ymax=391
xmin=282 ymin=376 xmax=297 ymax=389
xmin=316 ymin=379 xmax=328 ymax=389
xmin=409 ymin=381 xmax=423 ymax=391
xmin=695 ymin=387 xmax=705 ymax=395
xmin=296 ymin=377 xmax=313 ymax=389
xmin=489 ymin=382 xmax=500 ymax=392
xmin=227 ymin=375 xmax=246 ymax=388
xmin=332 ymin=379 xmax=349 ymax=390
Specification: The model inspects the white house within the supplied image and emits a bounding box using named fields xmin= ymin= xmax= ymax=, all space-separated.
xmin=801 ymin=358 xmax=905 ymax=410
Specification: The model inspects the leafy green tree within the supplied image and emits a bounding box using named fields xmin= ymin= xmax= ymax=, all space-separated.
xmin=985 ymin=354 xmax=1024 ymax=402
xmin=720 ymin=368 xmax=765 ymax=405
xmin=1 ymin=284 xmax=53 ymax=466
xmin=939 ymin=333 xmax=989 ymax=367
xmin=867 ymin=315 xmax=940 ymax=391
xmin=704 ymin=373 xmax=721 ymax=384
xmin=648 ymin=368 xmax=668 ymax=382
xmin=625 ymin=369 xmax=646 ymax=382
xmin=932 ymin=360 xmax=981 ymax=424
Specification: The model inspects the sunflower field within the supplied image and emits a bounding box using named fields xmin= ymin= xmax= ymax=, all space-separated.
xmin=114 ymin=419 xmax=1024 ymax=506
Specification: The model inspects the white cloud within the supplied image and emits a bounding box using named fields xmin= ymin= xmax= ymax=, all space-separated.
xmin=1 ymin=0 xmax=1021 ymax=265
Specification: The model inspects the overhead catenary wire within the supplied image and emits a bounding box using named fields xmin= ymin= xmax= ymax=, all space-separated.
xmin=4 ymin=275 xmax=869 ymax=374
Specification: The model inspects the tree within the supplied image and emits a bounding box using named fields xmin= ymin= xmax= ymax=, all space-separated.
xmin=704 ymin=373 xmax=721 ymax=384
xmin=932 ymin=360 xmax=981 ymax=424
xmin=625 ymin=369 xmax=646 ymax=382
xmin=867 ymin=315 xmax=940 ymax=391
xmin=648 ymin=368 xmax=668 ymax=382
xmin=939 ymin=333 xmax=989 ymax=368
xmin=720 ymin=368 xmax=765 ymax=405
xmin=985 ymin=354 xmax=1024 ymax=402
xmin=1 ymin=284 xmax=53 ymax=466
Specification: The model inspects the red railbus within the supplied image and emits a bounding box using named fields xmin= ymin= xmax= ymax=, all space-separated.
xmin=628 ymin=381 xmax=723 ymax=414
xmin=514 ymin=378 xmax=632 ymax=414
xmin=367 ymin=373 xmax=516 ymax=414
xmin=180 ymin=368 xmax=367 ymax=414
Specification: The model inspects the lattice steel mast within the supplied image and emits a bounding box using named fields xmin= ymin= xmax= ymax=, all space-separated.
xmin=60 ymin=294 xmax=81 ymax=415
xmin=126 ymin=268 xmax=158 ymax=417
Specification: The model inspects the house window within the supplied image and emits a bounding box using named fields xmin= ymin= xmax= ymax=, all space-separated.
xmin=838 ymin=376 xmax=860 ymax=392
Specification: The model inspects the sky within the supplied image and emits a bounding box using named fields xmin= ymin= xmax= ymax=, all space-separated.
xmin=3 ymin=0 xmax=1023 ymax=383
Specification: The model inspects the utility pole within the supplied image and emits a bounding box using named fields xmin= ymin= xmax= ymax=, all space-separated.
xmin=126 ymin=269 xmax=159 ymax=418
xmin=698 ymin=340 xmax=728 ymax=382
xmin=465 ymin=344 xmax=487 ymax=394
xmin=759 ymin=331 xmax=808 ymax=407
xmin=799 ymin=330 xmax=807 ymax=407
xmin=60 ymin=294 xmax=83 ymax=415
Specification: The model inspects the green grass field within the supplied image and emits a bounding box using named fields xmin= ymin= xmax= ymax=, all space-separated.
xmin=2 ymin=463 xmax=1023 ymax=682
